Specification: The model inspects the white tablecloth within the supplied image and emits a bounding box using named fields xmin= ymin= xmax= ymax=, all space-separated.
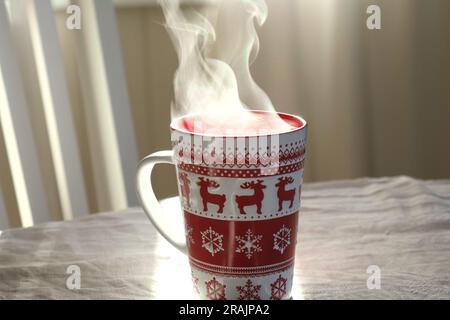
xmin=0 ymin=176 xmax=449 ymax=299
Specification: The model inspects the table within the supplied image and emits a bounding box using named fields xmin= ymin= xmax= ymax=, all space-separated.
xmin=0 ymin=176 xmax=449 ymax=299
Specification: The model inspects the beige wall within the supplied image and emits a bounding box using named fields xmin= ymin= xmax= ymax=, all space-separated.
xmin=115 ymin=1 xmax=450 ymax=181
xmin=55 ymin=0 xmax=450 ymax=213
xmin=116 ymin=7 xmax=178 ymax=199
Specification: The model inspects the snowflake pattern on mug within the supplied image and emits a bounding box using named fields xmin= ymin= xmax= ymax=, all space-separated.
xmin=236 ymin=279 xmax=261 ymax=300
xmin=273 ymin=225 xmax=291 ymax=254
xmin=235 ymin=229 xmax=263 ymax=259
xmin=201 ymin=227 xmax=224 ymax=256
xmin=205 ymin=277 xmax=226 ymax=300
xmin=270 ymin=275 xmax=287 ymax=300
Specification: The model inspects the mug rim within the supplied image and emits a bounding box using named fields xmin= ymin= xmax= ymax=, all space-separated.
xmin=170 ymin=110 xmax=307 ymax=138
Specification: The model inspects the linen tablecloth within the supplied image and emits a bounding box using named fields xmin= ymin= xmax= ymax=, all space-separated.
xmin=0 ymin=176 xmax=449 ymax=299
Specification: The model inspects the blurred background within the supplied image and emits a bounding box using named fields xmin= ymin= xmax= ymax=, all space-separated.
xmin=1 ymin=0 xmax=449 ymax=228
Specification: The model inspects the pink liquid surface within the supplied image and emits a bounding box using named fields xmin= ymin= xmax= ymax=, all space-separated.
xmin=172 ymin=111 xmax=304 ymax=136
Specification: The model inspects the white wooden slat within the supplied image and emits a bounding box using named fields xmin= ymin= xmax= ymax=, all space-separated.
xmin=0 ymin=0 xmax=51 ymax=226
xmin=18 ymin=0 xmax=89 ymax=220
xmin=0 ymin=116 xmax=9 ymax=230
xmin=8 ymin=0 xmax=64 ymax=222
xmin=72 ymin=0 xmax=139 ymax=211
xmin=0 ymin=183 xmax=8 ymax=229
xmin=0 ymin=122 xmax=20 ymax=230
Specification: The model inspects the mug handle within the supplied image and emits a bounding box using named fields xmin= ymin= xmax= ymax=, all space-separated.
xmin=136 ymin=150 xmax=187 ymax=254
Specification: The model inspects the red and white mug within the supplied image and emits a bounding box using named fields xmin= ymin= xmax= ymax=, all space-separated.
xmin=137 ymin=111 xmax=307 ymax=300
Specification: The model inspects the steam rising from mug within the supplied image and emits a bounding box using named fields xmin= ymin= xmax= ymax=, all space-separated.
xmin=159 ymin=0 xmax=289 ymax=131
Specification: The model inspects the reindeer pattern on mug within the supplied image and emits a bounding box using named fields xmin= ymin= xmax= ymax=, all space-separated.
xmin=179 ymin=172 xmax=191 ymax=207
xmin=197 ymin=177 xmax=226 ymax=214
xmin=236 ymin=180 xmax=266 ymax=215
xmin=177 ymin=171 xmax=302 ymax=218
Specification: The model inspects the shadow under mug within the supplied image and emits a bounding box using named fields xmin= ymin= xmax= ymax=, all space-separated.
xmin=137 ymin=111 xmax=307 ymax=300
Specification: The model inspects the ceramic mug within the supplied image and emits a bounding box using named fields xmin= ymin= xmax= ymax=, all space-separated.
xmin=137 ymin=111 xmax=307 ymax=300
